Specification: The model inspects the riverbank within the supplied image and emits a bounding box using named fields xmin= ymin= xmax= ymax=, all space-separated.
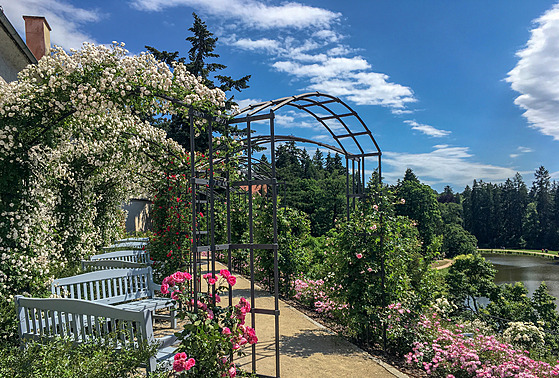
xmin=479 ymin=248 xmax=559 ymax=260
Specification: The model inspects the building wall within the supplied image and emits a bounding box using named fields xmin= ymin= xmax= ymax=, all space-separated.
xmin=123 ymin=199 xmax=152 ymax=234
xmin=0 ymin=11 xmax=36 ymax=82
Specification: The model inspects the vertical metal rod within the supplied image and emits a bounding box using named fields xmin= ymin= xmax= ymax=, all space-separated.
xmin=377 ymin=153 xmax=386 ymax=351
xmin=247 ymin=120 xmax=256 ymax=373
xmin=226 ymin=124 xmax=233 ymax=308
xmin=189 ymin=109 xmax=198 ymax=312
xmin=270 ymin=110 xmax=280 ymax=378
xmin=352 ymin=159 xmax=356 ymax=212
xmin=361 ymin=156 xmax=365 ymax=193
xmin=208 ymin=117 xmax=216 ymax=305
xmin=345 ymin=156 xmax=350 ymax=221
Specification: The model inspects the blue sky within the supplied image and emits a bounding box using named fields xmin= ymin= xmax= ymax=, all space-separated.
xmin=4 ymin=0 xmax=559 ymax=192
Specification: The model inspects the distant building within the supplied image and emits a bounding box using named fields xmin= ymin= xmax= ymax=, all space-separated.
xmin=0 ymin=8 xmax=51 ymax=82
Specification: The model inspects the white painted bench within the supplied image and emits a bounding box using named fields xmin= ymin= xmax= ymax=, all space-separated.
xmin=82 ymin=250 xmax=151 ymax=271
xmin=15 ymin=295 xmax=177 ymax=374
xmin=51 ymin=267 xmax=176 ymax=328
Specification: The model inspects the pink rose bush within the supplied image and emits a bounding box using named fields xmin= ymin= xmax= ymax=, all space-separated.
xmin=405 ymin=312 xmax=559 ymax=377
xmin=292 ymin=277 xmax=347 ymax=319
xmin=160 ymin=269 xmax=257 ymax=377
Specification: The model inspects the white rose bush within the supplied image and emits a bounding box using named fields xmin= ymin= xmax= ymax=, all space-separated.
xmin=0 ymin=42 xmax=227 ymax=340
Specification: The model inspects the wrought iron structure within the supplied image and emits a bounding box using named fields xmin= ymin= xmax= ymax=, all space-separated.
xmin=187 ymin=92 xmax=382 ymax=377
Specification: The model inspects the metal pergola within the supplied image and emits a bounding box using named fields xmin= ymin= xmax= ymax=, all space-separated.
xmin=188 ymin=92 xmax=382 ymax=377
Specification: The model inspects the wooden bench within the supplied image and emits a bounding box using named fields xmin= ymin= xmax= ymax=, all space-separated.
xmin=15 ymin=295 xmax=177 ymax=374
xmin=81 ymin=250 xmax=151 ymax=271
xmin=51 ymin=267 xmax=176 ymax=328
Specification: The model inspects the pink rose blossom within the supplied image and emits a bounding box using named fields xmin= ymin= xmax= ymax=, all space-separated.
xmin=160 ymin=283 xmax=169 ymax=295
xmin=220 ymin=269 xmax=231 ymax=278
xmin=356 ymin=253 xmax=363 ymax=259
xmin=227 ymin=275 xmax=237 ymax=286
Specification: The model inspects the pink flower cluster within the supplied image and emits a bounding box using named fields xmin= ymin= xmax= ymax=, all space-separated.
xmin=160 ymin=271 xmax=192 ymax=295
xmin=203 ymin=269 xmax=237 ymax=286
xmin=292 ymin=278 xmax=347 ymax=318
xmin=406 ymin=314 xmax=559 ymax=377
xmin=230 ymin=324 xmax=258 ymax=350
xmin=234 ymin=297 xmax=251 ymax=325
xmin=173 ymin=352 xmax=195 ymax=372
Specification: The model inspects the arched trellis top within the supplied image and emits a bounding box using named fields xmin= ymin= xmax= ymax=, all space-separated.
xmin=230 ymin=92 xmax=382 ymax=161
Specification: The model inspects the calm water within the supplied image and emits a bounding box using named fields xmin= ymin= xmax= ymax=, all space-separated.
xmin=482 ymin=253 xmax=559 ymax=304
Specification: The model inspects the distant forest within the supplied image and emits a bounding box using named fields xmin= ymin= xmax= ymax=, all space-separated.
xmin=274 ymin=141 xmax=559 ymax=256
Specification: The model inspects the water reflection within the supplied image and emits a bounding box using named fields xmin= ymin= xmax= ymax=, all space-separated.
xmin=482 ymin=253 xmax=559 ymax=305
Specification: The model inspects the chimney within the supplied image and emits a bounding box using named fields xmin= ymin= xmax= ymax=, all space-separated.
xmin=23 ymin=16 xmax=51 ymax=60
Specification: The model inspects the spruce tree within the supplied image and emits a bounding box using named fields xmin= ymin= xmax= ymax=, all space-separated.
xmin=144 ymin=13 xmax=251 ymax=151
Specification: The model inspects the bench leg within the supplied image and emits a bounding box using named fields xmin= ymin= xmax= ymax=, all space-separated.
xmin=170 ymin=308 xmax=176 ymax=329
xmin=147 ymin=356 xmax=157 ymax=374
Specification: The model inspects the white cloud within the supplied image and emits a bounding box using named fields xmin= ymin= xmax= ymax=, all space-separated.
xmin=235 ymin=98 xmax=264 ymax=110
xmin=2 ymin=0 xmax=101 ymax=50
xmin=518 ymin=146 xmax=533 ymax=153
xmin=270 ymin=55 xmax=415 ymax=108
xmin=382 ymin=145 xmax=521 ymax=189
xmin=507 ymin=3 xmax=559 ymax=140
xmin=510 ymin=146 xmax=533 ymax=158
xmin=404 ymin=120 xmax=451 ymax=137
xmin=130 ymin=0 xmax=341 ymax=30
xmin=305 ymin=71 xmax=416 ymax=109
xmin=273 ymin=56 xmax=370 ymax=78
xmin=232 ymin=38 xmax=281 ymax=53
xmin=313 ymin=29 xmax=341 ymax=43
xmin=132 ymin=0 xmax=416 ymax=112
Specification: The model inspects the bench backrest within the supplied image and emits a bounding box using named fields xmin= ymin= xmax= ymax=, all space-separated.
xmin=116 ymin=237 xmax=149 ymax=243
xmin=15 ymin=295 xmax=153 ymax=346
xmin=90 ymin=250 xmax=150 ymax=264
xmin=81 ymin=259 xmax=147 ymax=271
xmin=51 ymin=268 xmax=156 ymax=305
xmin=103 ymin=241 xmax=149 ymax=251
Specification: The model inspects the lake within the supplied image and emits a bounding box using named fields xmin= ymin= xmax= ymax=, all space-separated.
xmin=482 ymin=253 xmax=559 ymax=304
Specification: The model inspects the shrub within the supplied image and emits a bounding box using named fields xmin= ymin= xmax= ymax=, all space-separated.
xmin=0 ymin=335 xmax=157 ymax=377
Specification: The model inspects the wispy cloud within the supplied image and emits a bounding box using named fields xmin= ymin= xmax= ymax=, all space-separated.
xmin=235 ymin=98 xmax=263 ymax=110
xmin=510 ymin=145 xmax=534 ymax=158
xmin=231 ymin=38 xmax=282 ymax=53
xmin=404 ymin=120 xmax=451 ymax=138
xmin=2 ymin=0 xmax=101 ymax=50
xmin=382 ymin=145 xmax=521 ymax=189
xmin=507 ymin=3 xmax=559 ymax=140
xmin=130 ymin=0 xmax=340 ymax=29
xmin=132 ymin=0 xmax=416 ymax=113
